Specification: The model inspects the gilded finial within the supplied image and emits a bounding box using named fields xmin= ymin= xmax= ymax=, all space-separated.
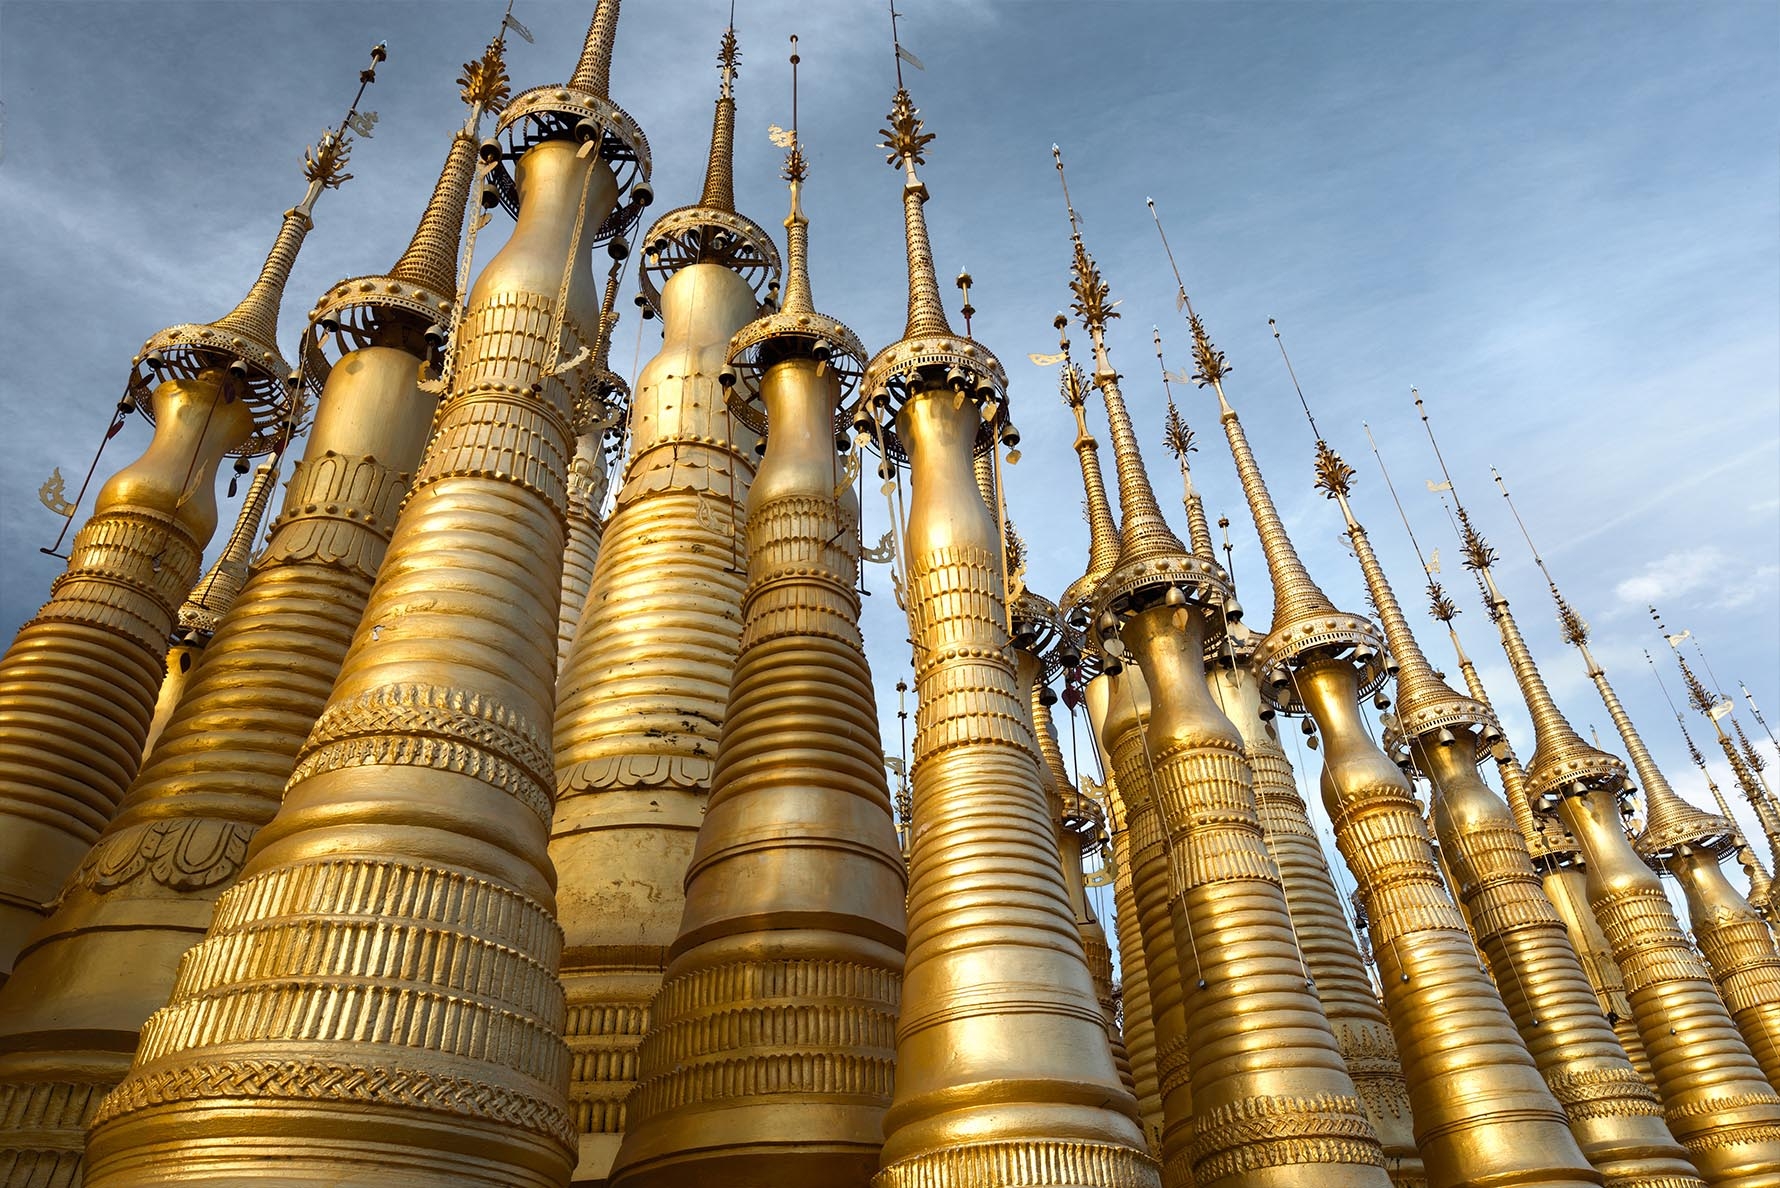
xmin=860 ymin=47 xmax=1004 ymax=417
xmin=130 ymin=41 xmax=388 ymax=458
xmin=1156 ymin=328 xmax=1217 ymax=564
xmin=880 ymin=88 xmax=937 ymax=173
xmin=1492 ymin=466 xmax=1590 ymax=648
xmin=724 ymin=33 xmax=865 ymax=423
xmin=457 ymin=33 xmax=512 ymax=115
xmin=306 ymin=28 xmax=501 ymax=396
xmin=1421 ymin=393 xmax=1624 ymax=807
xmin=636 ymin=21 xmax=777 ymax=313
xmin=1054 ymin=150 xmax=1215 ymax=623
xmin=718 ymin=23 xmax=740 ymax=99
xmin=1313 ymin=439 xmax=1357 ymax=500
xmin=1148 ymin=198 xmax=1229 ymax=390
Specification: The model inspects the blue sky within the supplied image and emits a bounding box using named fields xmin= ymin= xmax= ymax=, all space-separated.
xmin=1 ymin=2 xmax=1776 ymax=909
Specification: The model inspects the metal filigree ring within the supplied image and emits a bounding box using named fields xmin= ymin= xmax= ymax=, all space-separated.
xmin=1252 ymin=611 xmax=1390 ymax=714
xmin=638 ymin=206 xmax=781 ymax=313
xmin=725 ymin=309 xmax=868 ymax=438
xmin=1092 ymin=556 xmax=1234 ymax=643
xmin=1523 ymin=750 xmax=1629 ymax=808
xmin=860 ymin=334 xmax=1010 ymax=470
xmin=572 ymin=365 xmax=630 ymax=439
xmin=1012 ymin=590 xmax=1079 ymax=685
xmin=301 ymin=274 xmax=458 ymax=399
xmin=130 ymin=323 xmax=296 ymax=460
xmin=1635 ymin=812 xmax=1737 ymax=864
xmin=1394 ymin=692 xmax=1499 ymax=764
xmin=494 ymin=86 xmax=652 ymax=244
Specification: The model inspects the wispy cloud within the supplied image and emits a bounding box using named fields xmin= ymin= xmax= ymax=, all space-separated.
xmin=1614 ymin=546 xmax=1779 ymax=611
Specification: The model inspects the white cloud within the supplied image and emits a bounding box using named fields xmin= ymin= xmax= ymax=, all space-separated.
xmin=1614 ymin=546 xmax=1779 ymax=611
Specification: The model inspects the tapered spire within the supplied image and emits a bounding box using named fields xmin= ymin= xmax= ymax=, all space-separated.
xmin=383 ymin=35 xmax=507 ymax=298
xmin=884 ymin=89 xmax=951 ymax=338
xmin=1053 ymin=151 xmax=1186 ymax=578
xmin=861 ymin=76 xmax=1007 ymax=429
xmin=724 ymin=38 xmax=866 ymax=421
xmin=1491 ymin=469 xmax=1737 ymax=858
xmin=570 ymin=0 xmax=621 ymax=97
xmin=1317 ymin=440 xmax=1497 ymax=750
xmin=698 ymin=25 xmax=739 ymax=211
xmin=1419 ymin=401 xmax=1622 ymax=804
xmin=635 ymin=24 xmax=777 ymax=312
xmin=1157 ymin=329 xmax=1216 ymax=565
xmin=303 ymin=36 xmax=502 ymax=409
xmin=1055 ymin=319 xmax=1119 ymax=621
xmin=1144 ymin=216 xmax=1379 ymax=705
xmin=133 ymin=42 xmax=386 ymax=457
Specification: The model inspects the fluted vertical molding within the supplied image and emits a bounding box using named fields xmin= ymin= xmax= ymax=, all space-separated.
xmin=1334 ymin=499 xmax=1693 ymax=1185
xmin=1207 ymin=649 xmax=1422 ymax=1187
xmin=1419 ymin=737 xmax=1701 ymax=1187
xmin=0 ymin=374 xmax=253 ymax=979
xmin=1086 ymin=676 xmax=1166 ymax=1150
xmin=1578 ymin=634 xmax=1780 ymax=1090
xmin=1484 ymin=570 xmax=1780 ymax=1185
xmin=1119 ymin=606 xmax=1389 ymax=1188
xmin=610 ymin=164 xmax=905 ymax=1175
xmin=1213 ymin=401 xmax=1594 ymax=1188
xmin=1671 ymin=849 xmax=1780 ymax=1087
xmin=84 ymin=134 xmax=618 ymax=1188
xmin=550 ymin=261 xmax=758 ymax=1183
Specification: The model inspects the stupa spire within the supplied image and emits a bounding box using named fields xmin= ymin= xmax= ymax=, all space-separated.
xmin=635 ymin=24 xmax=776 ymax=312
xmin=1053 ymin=152 xmax=1187 ymax=575
xmin=1156 ymin=328 xmax=1216 ymax=563
xmin=1420 ymin=393 xmax=1780 ymax=1178
xmin=1655 ymin=610 xmax=1780 ymax=873
xmin=570 ymin=0 xmax=620 ymax=97
xmin=1491 ymin=469 xmax=1736 ymax=856
xmin=135 ymin=41 xmax=385 ymax=456
xmin=859 ymin=42 xmax=1146 ymax=1186
xmin=1325 ymin=419 xmax=1694 ymax=1185
xmin=882 ymin=87 xmax=951 ymax=338
xmin=697 ymin=24 xmax=739 ymax=210
xmin=1055 ymin=317 xmax=1119 ymax=620
xmin=382 ymin=34 xmax=508 ymax=298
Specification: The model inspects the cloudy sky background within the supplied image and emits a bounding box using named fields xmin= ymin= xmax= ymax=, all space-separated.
xmin=2 ymin=2 xmax=1776 ymax=930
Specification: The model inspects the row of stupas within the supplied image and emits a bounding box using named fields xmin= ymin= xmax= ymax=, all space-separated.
xmin=1 ymin=5 xmax=1777 ymax=1187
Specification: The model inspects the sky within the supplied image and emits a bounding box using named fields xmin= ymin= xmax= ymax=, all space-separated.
xmin=1 ymin=2 xmax=1777 ymax=927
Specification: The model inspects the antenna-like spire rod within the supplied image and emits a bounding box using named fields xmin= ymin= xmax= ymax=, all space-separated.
xmin=1053 ymin=150 xmax=1200 ymax=593
xmin=1056 ymin=316 xmax=1119 ymax=623
xmin=1156 ymin=327 xmax=1215 ymax=563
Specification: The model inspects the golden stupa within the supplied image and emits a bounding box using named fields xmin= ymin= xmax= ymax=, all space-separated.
xmin=0 ymin=4 xmax=1776 ymax=1188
